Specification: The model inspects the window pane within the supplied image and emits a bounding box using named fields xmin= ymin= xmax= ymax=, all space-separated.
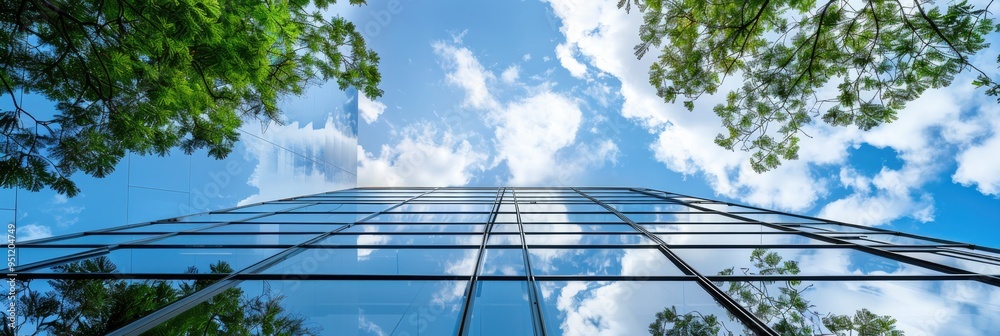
xmin=365 ymin=213 xmax=490 ymax=223
xmin=538 ymin=281 xmax=745 ymax=335
xmin=343 ymin=224 xmax=485 ymax=233
xmin=526 ymin=234 xmax=652 ymax=245
xmin=261 ymin=248 xmax=479 ymax=275
xmin=30 ymin=248 xmax=281 ymax=274
xmin=113 ymin=223 xmax=215 ymax=233
xmin=390 ymin=203 xmax=494 ymax=212
xmin=529 ymin=248 xmax=682 ymax=276
xmin=624 ymin=213 xmax=749 ymax=223
xmin=488 ymin=234 xmax=522 ymax=245
xmin=523 ymin=224 xmax=633 ymax=233
xmin=900 ymin=252 xmax=1000 ymax=274
xmin=469 ymin=281 xmax=535 ymax=335
xmin=643 ymin=223 xmax=781 ymax=233
xmin=675 ymin=248 xmax=943 ymax=276
xmin=246 ymin=213 xmax=369 ymax=223
xmin=657 ymin=233 xmax=829 ymax=245
xmin=316 ymin=234 xmax=482 ymax=246
xmin=200 ymin=223 xmax=344 ymax=233
xmin=481 ymin=249 xmax=526 ymax=276
xmin=290 ymin=203 xmax=392 ymax=213
xmin=34 ymin=234 xmax=159 ymax=246
xmin=149 ymin=234 xmax=318 ymax=246
xmin=15 ymin=247 xmax=92 ymax=266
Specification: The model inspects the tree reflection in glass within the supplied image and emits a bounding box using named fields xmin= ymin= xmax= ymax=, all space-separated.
xmin=650 ymin=248 xmax=904 ymax=336
xmin=3 ymin=257 xmax=318 ymax=336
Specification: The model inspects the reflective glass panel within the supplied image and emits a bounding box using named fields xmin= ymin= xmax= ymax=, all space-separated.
xmin=529 ymin=248 xmax=683 ymax=276
xmin=223 ymin=202 xmax=302 ymax=213
xmin=625 ymin=213 xmax=750 ymax=223
xmin=657 ymin=233 xmax=828 ymax=245
xmin=316 ymin=234 xmax=482 ymax=246
xmin=525 ymin=234 xmax=652 ymax=245
xmin=488 ymin=234 xmax=522 ymax=245
xmin=538 ymin=281 xmax=745 ymax=335
xmin=199 ymin=223 xmax=344 ymax=233
xmin=246 ymin=213 xmax=369 ymax=223
xmin=523 ymin=224 xmax=633 ymax=233
xmin=712 ymin=280 xmax=1000 ymax=335
xmin=34 ymin=234 xmax=159 ymax=245
xmin=365 ymin=213 xmax=490 ymax=223
xmin=480 ymin=249 xmax=526 ymax=276
xmin=901 ymin=252 xmax=1000 ymax=274
xmin=468 ymin=281 xmax=535 ymax=335
xmin=290 ymin=203 xmax=392 ymax=213
xmin=149 ymin=233 xmax=317 ymax=246
xmin=15 ymin=247 xmax=91 ymax=266
xmin=390 ymin=203 xmax=494 ymax=212
xmin=261 ymin=248 xmax=479 ymax=275
xmin=113 ymin=223 xmax=215 ymax=233
xmin=675 ymin=248 xmax=943 ymax=276
xmin=643 ymin=223 xmax=781 ymax=233
xmin=343 ymin=224 xmax=486 ymax=233
xmin=30 ymin=248 xmax=281 ymax=274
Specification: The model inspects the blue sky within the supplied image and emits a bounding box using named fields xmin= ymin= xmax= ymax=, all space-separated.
xmin=5 ymin=0 xmax=1000 ymax=248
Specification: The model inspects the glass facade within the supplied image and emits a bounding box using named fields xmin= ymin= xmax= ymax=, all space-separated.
xmin=9 ymin=187 xmax=1000 ymax=335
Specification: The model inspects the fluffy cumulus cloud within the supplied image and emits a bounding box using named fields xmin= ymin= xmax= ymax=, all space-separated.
xmin=432 ymin=42 xmax=499 ymax=110
xmin=543 ymin=0 xmax=999 ymax=225
xmin=358 ymin=93 xmax=387 ymax=124
xmin=358 ymin=124 xmax=487 ymax=187
xmin=432 ymin=41 xmax=618 ymax=185
xmin=19 ymin=224 xmax=52 ymax=241
xmin=953 ymin=104 xmax=1000 ymax=195
xmin=239 ymin=117 xmax=357 ymax=205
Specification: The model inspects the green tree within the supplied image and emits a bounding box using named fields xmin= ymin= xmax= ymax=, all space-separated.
xmin=619 ymin=0 xmax=995 ymax=172
xmin=649 ymin=248 xmax=905 ymax=335
xmin=1 ymin=0 xmax=382 ymax=196
xmin=2 ymin=257 xmax=318 ymax=335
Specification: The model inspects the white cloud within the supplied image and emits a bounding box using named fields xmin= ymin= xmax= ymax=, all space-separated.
xmin=52 ymin=194 xmax=67 ymax=204
xmin=522 ymin=53 xmax=532 ymax=61
xmin=239 ymin=117 xmax=357 ymax=205
xmin=953 ymin=110 xmax=1000 ymax=195
xmin=555 ymin=43 xmax=587 ymax=78
xmin=501 ymin=65 xmax=520 ymax=84
xmin=19 ymin=224 xmax=52 ymax=242
xmin=543 ymin=56 xmax=551 ymax=62
xmin=433 ymin=41 xmax=618 ymax=186
xmin=358 ymin=124 xmax=487 ymax=187
xmin=432 ymin=42 xmax=499 ymax=110
xmin=491 ymin=91 xmax=617 ymax=185
xmin=358 ymin=93 xmax=387 ymax=124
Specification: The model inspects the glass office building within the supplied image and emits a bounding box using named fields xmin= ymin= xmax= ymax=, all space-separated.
xmin=10 ymin=187 xmax=1000 ymax=335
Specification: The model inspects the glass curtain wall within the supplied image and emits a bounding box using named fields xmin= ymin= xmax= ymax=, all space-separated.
xmin=9 ymin=187 xmax=1000 ymax=335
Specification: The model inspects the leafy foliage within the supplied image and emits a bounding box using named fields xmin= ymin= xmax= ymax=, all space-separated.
xmin=650 ymin=248 xmax=905 ymax=335
xmin=0 ymin=0 xmax=382 ymax=196
xmin=620 ymin=0 xmax=995 ymax=171
xmin=2 ymin=257 xmax=318 ymax=335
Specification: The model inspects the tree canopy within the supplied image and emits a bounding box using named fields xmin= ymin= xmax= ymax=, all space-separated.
xmin=1 ymin=0 xmax=382 ymax=196
xmin=620 ymin=0 xmax=996 ymax=172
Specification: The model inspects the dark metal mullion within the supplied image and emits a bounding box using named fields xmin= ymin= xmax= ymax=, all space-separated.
xmin=512 ymin=187 xmax=549 ymax=336
xmin=107 ymin=187 xmax=442 ymax=336
xmin=631 ymin=188 xmax=1000 ymax=288
xmin=456 ymin=188 xmax=505 ymax=336
xmin=573 ymin=188 xmax=780 ymax=336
